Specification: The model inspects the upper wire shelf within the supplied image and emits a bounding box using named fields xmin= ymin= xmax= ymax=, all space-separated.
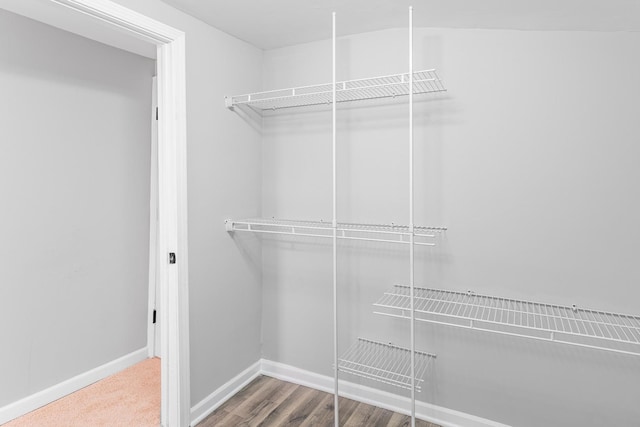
xmin=338 ymin=338 xmax=436 ymax=391
xmin=225 ymin=218 xmax=446 ymax=247
xmin=225 ymin=69 xmax=446 ymax=111
xmin=374 ymin=285 xmax=640 ymax=356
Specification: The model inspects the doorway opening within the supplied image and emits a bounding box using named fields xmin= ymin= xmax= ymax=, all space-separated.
xmin=0 ymin=1 xmax=190 ymax=426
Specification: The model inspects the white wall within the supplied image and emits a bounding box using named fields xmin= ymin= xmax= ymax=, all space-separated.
xmin=0 ymin=9 xmax=154 ymax=406
xmin=261 ymin=28 xmax=640 ymax=426
xmin=109 ymin=0 xmax=264 ymax=408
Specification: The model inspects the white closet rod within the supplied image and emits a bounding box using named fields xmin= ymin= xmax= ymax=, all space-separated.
xmin=408 ymin=6 xmax=416 ymax=427
xmin=332 ymin=11 xmax=339 ymax=427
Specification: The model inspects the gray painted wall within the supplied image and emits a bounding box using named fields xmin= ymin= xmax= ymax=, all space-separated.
xmin=261 ymin=28 xmax=640 ymax=426
xmin=0 ymin=9 xmax=154 ymax=406
xmin=110 ymin=0 xmax=264 ymax=407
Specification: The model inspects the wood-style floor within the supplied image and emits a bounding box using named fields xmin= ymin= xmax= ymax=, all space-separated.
xmin=197 ymin=375 xmax=440 ymax=427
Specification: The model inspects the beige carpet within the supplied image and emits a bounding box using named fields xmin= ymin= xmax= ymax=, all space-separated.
xmin=3 ymin=357 xmax=160 ymax=427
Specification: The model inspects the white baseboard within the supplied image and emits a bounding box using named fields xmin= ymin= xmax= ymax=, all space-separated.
xmin=189 ymin=358 xmax=509 ymax=427
xmin=190 ymin=360 xmax=261 ymax=426
xmin=0 ymin=347 xmax=148 ymax=425
xmin=260 ymin=359 xmax=511 ymax=427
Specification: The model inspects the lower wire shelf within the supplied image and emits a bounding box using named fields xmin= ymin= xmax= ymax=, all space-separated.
xmin=337 ymin=338 xmax=436 ymax=391
xmin=374 ymin=285 xmax=640 ymax=356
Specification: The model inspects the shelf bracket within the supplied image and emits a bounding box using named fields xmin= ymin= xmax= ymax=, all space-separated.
xmin=224 ymin=96 xmax=234 ymax=111
xmin=225 ymin=219 xmax=234 ymax=232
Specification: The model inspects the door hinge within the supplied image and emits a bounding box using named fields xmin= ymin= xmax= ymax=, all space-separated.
xmin=169 ymin=252 xmax=176 ymax=264
xmin=152 ymin=309 xmax=157 ymax=324
xmin=155 ymin=106 xmax=158 ymax=121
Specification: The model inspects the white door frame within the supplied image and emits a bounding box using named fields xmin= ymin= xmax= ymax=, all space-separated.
xmin=34 ymin=1 xmax=190 ymax=426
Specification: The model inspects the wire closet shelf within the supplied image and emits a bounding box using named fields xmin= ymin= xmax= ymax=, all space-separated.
xmin=338 ymin=338 xmax=436 ymax=391
xmin=374 ymin=285 xmax=640 ymax=356
xmin=225 ymin=218 xmax=446 ymax=247
xmin=225 ymin=69 xmax=445 ymax=111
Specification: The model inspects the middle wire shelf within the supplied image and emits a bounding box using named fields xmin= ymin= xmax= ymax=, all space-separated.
xmin=338 ymin=338 xmax=436 ymax=391
xmin=225 ymin=218 xmax=446 ymax=247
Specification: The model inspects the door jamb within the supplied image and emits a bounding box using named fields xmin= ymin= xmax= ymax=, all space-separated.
xmin=43 ymin=1 xmax=191 ymax=426
xmin=147 ymin=75 xmax=160 ymax=359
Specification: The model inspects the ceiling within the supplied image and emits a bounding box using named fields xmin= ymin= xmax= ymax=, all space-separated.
xmin=161 ymin=0 xmax=640 ymax=50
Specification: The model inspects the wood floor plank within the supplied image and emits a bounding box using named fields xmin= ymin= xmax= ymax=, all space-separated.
xmin=297 ymin=392 xmax=333 ymax=426
xmin=282 ymin=385 xmax=327 ymax=426
xmin=343 ymin=401 xmax=377 ymax=426
xmin=213 ymin=376 xmax=268 ymax=415
xmin=231 ymin=377 xmax=289 ymax=419
xmin=198 ymin=409 xmax=245 ymax=427
xmin=387 ymin=411 xmax=406 ymax=426
xmin=368 ymin=406 xmax=395 ymax=426
xmin=336 ymin=396 xmax=361 ymax=425
xmin=242 ymin=380 xmax=300 ymax=427
xmin=255 ymin=385 xmax=317 ymax=426
xmin=197 ymin=376 xmax=442 ymax=427
xmin=265 ymin=379 xmax=300 ymax=406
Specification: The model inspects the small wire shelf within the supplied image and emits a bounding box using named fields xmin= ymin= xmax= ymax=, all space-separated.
xmin=225 ymin=70 xmax=446 ymax=111
xmin=225 ymin=218 xmax=446 ymax=247
xmin=338 ymin=338 xmax=436 ymax=391
xmin=374 ymin=285 xmax=640 ymax=356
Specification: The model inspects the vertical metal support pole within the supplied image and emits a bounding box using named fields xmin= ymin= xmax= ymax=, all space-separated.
xmin=332 ymin=11 xmax=339 ymax=427
xmin=409 ymin=6 xmax=416 ymax=427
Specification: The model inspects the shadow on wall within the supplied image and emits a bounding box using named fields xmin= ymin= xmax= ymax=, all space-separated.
xmin=0 ymin=11 xmax=154 ymax=94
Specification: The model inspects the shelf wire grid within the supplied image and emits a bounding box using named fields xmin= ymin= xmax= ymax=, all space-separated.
xmin=337 ymin=338 xmax=436 ymax=391
xmin=226 ymin=70 xmax=445 ymax=111
xmin=226 ymin=218 xmax=446 ymax=247
xmin=374 ymin=285 xmax=640 ymax=355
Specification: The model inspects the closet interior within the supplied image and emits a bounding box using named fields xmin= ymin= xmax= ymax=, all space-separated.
xmin=224 ymin=5 xmax=640 ymax=427
xmin=6 ymin=1 xmax=640 ymax=427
